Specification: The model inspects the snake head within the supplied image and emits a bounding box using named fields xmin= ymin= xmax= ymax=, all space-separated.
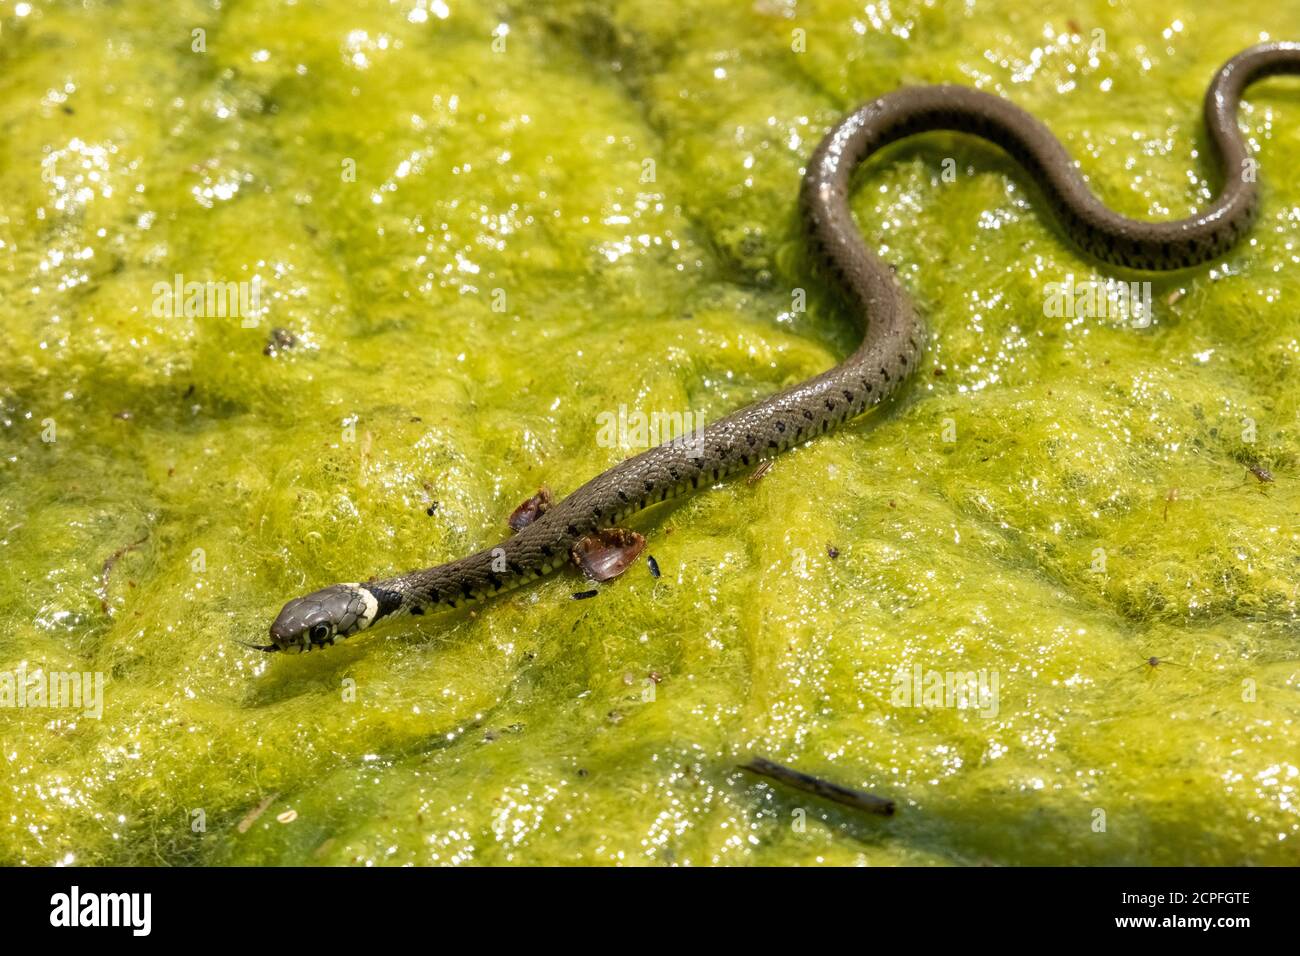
xmin=267 ymin=584 xmax=377 ymax=652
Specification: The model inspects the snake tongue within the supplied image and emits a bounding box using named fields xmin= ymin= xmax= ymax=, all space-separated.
xmin=237 ymin=640 xmax=281 ymax=653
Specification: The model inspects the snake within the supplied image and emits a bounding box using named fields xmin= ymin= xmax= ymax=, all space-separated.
xmin=260 ymin=42 xmax=1300 ymax=653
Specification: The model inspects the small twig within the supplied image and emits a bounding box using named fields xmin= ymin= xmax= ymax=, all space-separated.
xmin=98 ymin=532 xmax=149 ymax=614
xmin=746 ymin=460 xmax=774 ymax=485
xmin=236 ymin=791 xmax=280 ymax=834
xmin=739 ymin=755 xmax=895 ymax=816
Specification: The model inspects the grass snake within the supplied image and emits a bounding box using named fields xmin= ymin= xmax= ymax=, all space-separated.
xmin=262 ymin=42 xmax=1300 ymax=653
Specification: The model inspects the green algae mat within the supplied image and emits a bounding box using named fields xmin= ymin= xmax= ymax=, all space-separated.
xmin=3 ymin=0 xmax=1299 ymax=866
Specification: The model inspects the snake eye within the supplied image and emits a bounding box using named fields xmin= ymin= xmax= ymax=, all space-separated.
xmin=310 ymin=624 xmax=330 ymax=643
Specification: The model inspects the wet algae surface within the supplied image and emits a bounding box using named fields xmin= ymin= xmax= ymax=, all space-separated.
xmin=2 ymin=0 xmax=1299 ymax=865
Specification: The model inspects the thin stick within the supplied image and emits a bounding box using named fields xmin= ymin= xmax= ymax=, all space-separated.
xmin=98 ymin=532 xmax=149 ymax=615
xmin=739 ymin=756 xmax=895 ymax=816
xmin=236 ymin=791 xmax=280 ymax=834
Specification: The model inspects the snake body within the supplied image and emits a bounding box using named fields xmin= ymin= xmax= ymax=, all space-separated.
xmin=265 ymin=43 xmax=1300 ymax=652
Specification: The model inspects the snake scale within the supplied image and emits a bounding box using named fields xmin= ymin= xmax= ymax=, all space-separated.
xmin=262 ymin=42 xmax=1300 ymax=653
